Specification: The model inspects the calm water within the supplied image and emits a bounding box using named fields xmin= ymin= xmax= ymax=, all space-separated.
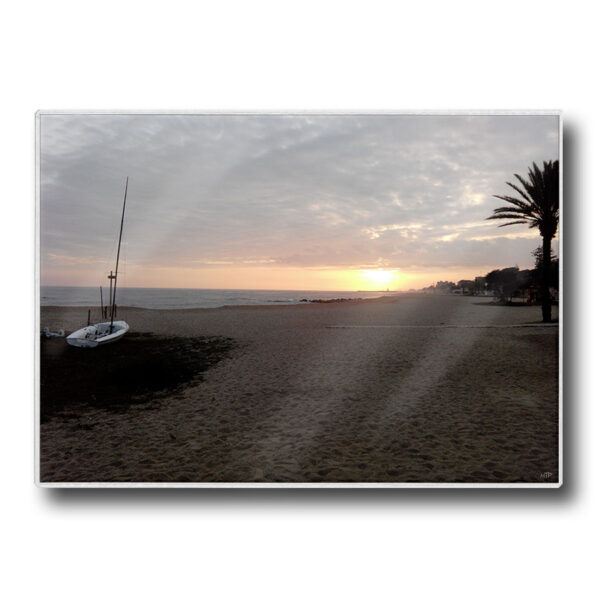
xmin=40 ymin=286 xmax=396 ymax=310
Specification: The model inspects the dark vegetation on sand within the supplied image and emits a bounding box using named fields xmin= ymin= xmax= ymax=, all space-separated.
xmin=40 ymin=333 xmax=235 ymax=423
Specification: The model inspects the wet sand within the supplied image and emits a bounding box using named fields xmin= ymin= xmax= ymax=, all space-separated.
xmin=39 ymin=294 xmax=559 ymax=484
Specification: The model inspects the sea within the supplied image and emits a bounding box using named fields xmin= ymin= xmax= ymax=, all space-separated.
xmin=40 ymin=286 xmax=397 ymax=310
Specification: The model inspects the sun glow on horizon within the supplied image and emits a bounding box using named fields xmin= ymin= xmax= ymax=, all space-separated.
xmin=42 ymin=263 xmax=414 ymax=292
xmin=354 ymin=269 xmax=403 ymax=291
xmin=43 ymin=261 xmax=543 ymax=294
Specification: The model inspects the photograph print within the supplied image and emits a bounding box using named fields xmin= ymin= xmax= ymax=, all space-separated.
xmin=37 ymin=112 xmax=561 ymax=486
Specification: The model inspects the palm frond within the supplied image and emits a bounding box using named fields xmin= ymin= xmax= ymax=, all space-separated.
xmin=514 ymin=173 xmax=538 ymax=203
xmin=489 ymin=207 xmax=531 ymax=216
xmin=489 ymin=160 xmax=559 ymax=239
xmin=487 ymin=213 xmax=531 ymax=222
xmin=505 ymin=181 xmax=532 ymax=204
xmin=496 ymin=221 xmax=530 ymax=227
xmin=492 ymin=194 xmax=534 ymax=214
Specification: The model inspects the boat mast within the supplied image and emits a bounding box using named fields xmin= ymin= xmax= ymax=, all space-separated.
xmin=110 ymin=177 xmax=128 ymax=332
xmin=108 ymin=270 xmax=115 ymax=318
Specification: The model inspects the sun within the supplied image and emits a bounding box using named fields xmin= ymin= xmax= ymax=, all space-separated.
xmin=358 ymin=269 xmax=399 ymax=290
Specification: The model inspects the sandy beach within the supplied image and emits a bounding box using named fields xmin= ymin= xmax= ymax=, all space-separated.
xmin=39 ymin=294 xmax=559 ymax=484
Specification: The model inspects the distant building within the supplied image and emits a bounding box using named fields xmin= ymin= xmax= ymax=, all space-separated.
xmin=473 ymin=276 xmax=491 ymax=296
xmin=456 ymin=279 xmax=475 ymax=294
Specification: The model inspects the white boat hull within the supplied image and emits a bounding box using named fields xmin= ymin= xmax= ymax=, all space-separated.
xmin=66 ymin=321 xmax=129 ymax=348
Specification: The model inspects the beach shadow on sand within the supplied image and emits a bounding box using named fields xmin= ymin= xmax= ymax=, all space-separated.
xmin=40 ymin=333 xmax=235 ymax=423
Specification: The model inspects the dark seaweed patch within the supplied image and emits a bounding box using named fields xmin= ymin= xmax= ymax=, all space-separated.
xmin=40 ymin=333 xmax=235 ymax=422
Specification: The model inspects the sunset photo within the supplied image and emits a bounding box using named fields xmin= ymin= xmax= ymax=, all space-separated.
xmin=37 ymin=112 xmax=561 ymax=485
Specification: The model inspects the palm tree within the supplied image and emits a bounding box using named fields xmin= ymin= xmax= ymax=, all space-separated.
xmin=487 ymin=160 xmax=559 ymax=322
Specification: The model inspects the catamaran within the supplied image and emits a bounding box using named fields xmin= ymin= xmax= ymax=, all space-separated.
xmin=66 ymin=178 xmax=131 ymax=348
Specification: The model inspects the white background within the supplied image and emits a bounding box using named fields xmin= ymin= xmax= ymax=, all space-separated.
xmin=2 ymin=1 xmax=595 ymax=598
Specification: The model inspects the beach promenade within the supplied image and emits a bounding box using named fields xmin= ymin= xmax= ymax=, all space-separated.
xmin=39 ymin=294 xmax=559 ymax=483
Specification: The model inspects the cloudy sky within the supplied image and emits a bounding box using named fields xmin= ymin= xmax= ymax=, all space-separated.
xmin=40 ymin=113 xmax=559 ymax=291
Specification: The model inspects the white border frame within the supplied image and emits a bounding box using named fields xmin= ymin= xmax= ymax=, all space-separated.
xmin=35 ymin=110 xmax=563 ymax=489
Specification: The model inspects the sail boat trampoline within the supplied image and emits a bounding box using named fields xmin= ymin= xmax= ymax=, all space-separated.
xmin=66 ymin=178 xmax=131 ymax=348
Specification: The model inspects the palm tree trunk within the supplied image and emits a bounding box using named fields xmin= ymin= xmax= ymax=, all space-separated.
xmin=541 ymin=235 xmax=552 ymax=322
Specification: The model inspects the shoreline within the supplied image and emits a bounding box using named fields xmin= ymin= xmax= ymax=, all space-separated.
xmin=40 ymin=293 xmax=556 ymax=313
xmin=39 ymin=292 xmax=401 ymax=313
xmin=40 ymin=287 xmax=404 ymax=312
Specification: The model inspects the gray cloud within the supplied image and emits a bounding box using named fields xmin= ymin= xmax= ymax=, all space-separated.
xmin=40 ymin=113 xmax=559 ymax=284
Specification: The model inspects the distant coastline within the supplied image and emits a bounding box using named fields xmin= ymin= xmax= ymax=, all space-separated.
xmin=40 ymin=286 xmax=399 ymax=310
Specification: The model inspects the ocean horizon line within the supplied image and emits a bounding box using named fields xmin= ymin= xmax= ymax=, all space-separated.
xmin=40 ymin=286 xmax=401 ymax=310
xmin=41 ymin=284 xmax=403 ymax=293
